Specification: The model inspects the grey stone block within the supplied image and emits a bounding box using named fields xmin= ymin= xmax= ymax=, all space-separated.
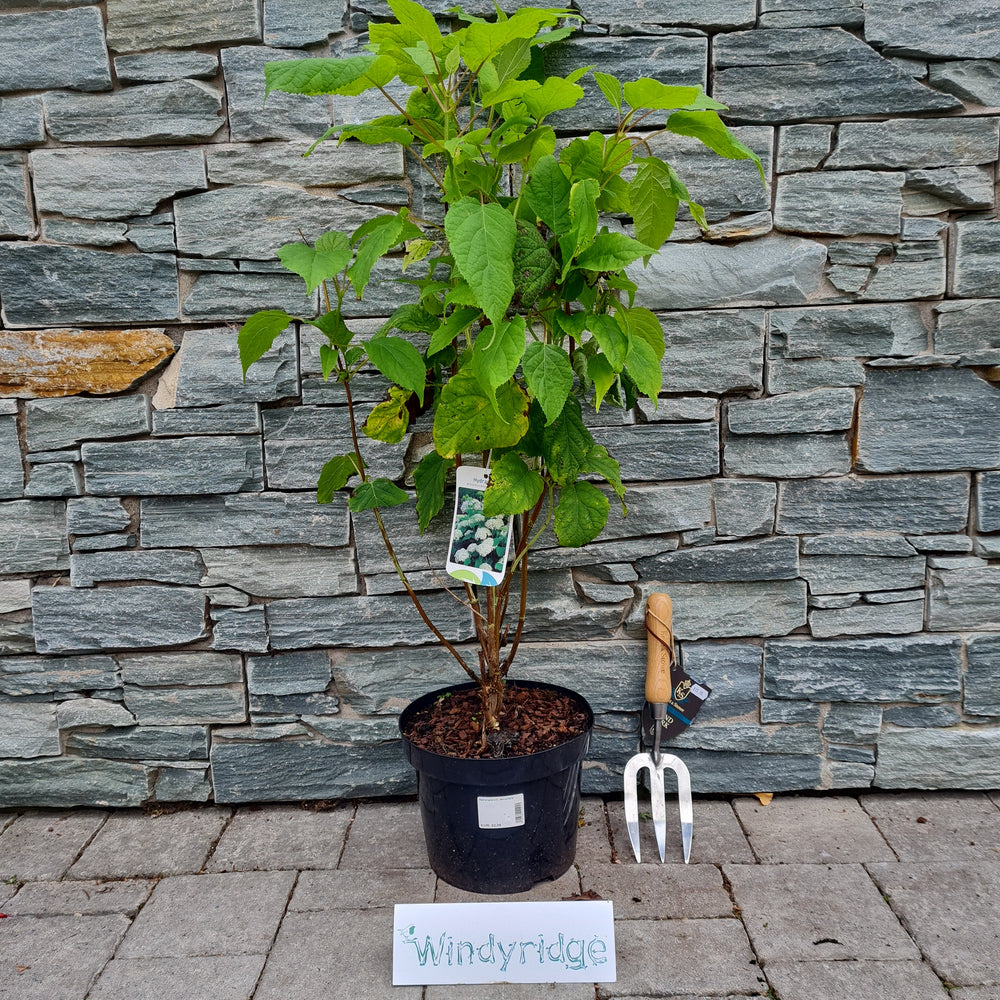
xmin=0 ymin=94 xmax=45 ymax=147
xmin=850 ymin=238 xmax=947 ymax=302
xmin=44 ymin=80 xmax=224 ymax=144
xmin=23 ymin=462 xmax=82 ymax=498
xmin=180 ymin=268 xmax=318 ymax=320
xmin=141 ymin=492 xmax=350 ymax=548
xmin=0 ymin=499 xmax=68 ymax=573
xmin=32 ymin=585 xmax=209 ymax=654
xmin=106 ymin=0 xmax=261 ymax=50
xmin=636 ymin=536 xmax=798 ymax=582
xmin=823 ymin=703 xmax=882 ymax=743
xmin=876 ymin=727 xmax=1000 ymax=789
xmin=858 ymin=367 xmax=1000 ymax=473
xmin=0 ymin=414 xmax=23 ymax=498
xmin=775 ymin=170 xmax=903 ymax=236
xmin=264 ymin=0 xmax=346 ymax=45
xmin=906 ymin=165 xmax=994 ymax=210
xmin=81 ymin=435 xmax=265 ymax=496
xmin=0 ymin=244 xmax=179 ymax=328
xmin=0 ymin=654 xmax=117 ymax=697
xmin=713 ymin=479 xmax=777 ymax=538
xmin=252 ymin=691 xmax=341 ymax=718
xmin=830 ymin=117 xmax=1000 ymax=170
xmin=0 ymin=153 xmax=32 ymax=239
xmin=632 ymin=235 xmax=826 ymax=310
xmin=865 ymin=0 xmax=1000 ymax=59
xmin=120 ymin=652 xmax=242 ymax=687
xmin=770 ymin=303 xmax=928 ymax=359
xmin=123 ymin=685 xmax=246 ymax=725
xmin=41 ymin=219 xmax=128 ymax=247
xmin=675 ymin=721 xmax=822 ymax=755
xmin=883 ymin=704 xmax=961 ymax=728
xmin=929 ymin=58 xmax=1000 ymax=106
xmin=247 ymin=651 xmax=332 ymax=696
xmin=714 ymin=27 xmax=960 ymax=123
xmin=776 ymin=123 xmax=834 ymax=171
xmin=801 ymin=533 xmax=918 ymax=557
xmin=0 ymin=8 xmax=110 ymax=93
xmin=778 ymin=474 xmax=970 ymax=534
xmin=56 ymin=699 xmax=137 ymax=729
xmin=114 ymin=51 xmax=220 ymax=83
xmin=592 ymin=422 xmax=719 ymax=481
xmin=0 ymin=757 xmax=151 ymax=808
xmin=25 ymin=395 xmax=150 ymax=452
xmin=768 ymin=358 xmax=866 ymax=394
xmin=222 ymin=46 xmax=332 ymax=142
xmin=72 ymin=532 xmax=136 ymax=552
xmin=153 ymin=762 xmax=213 ymax=801
xmin=575 ymin=0 xmax=754 ymax=26
xmin=64 ymin=725 xmax=209 ymax=761
xmin=211 ymin=720 xmax=414 ymax=800
xmin=954 ymin=217 xmax=1000 ymax=297
xmin=630 ymin=579 xmax=807 ymax=640
xmin=759 ymin=0 xmax=864 ymax=27
xmin=263 ymin=405 xmax=403 ymax=488
xmin=728 ymin=387 xmax=856 ymax=435
xmin=0 ymin=701 xmax=60 ymax=758
xmin=0 ymin=620 xmax=35 ymax=656
xmin=31 ymin=148 xmax=207 ymax=221
xmin=929 ymin=565 xmax=1000 ymax=630
xmin=978 ymin=471 xmax=1000 ymax=532
xmin=764 ymin=635 xmax=962 ymax=702
xmin=724 ymin=432 xmax=851 ymax=478
xmin=935 ymin=299 xmax=1000 ymax=357
xmin=211 ymin=605 xmax=270 ymax=652
xmin=152 ymin=404 xmax=261 ymax=436
xmin=175 ymin=185 xmax=388 ymax=260
xmin=201 ymin=544 xmax=358 ymax=598
xmin=801 ymin=554 xmax=926 ymax=595
xmin=0 ymin=579 xmax=31 ymax=613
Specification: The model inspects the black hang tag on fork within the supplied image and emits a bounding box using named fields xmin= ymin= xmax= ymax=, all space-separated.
xmin=641 ymin=668 xmax=712 ymax=746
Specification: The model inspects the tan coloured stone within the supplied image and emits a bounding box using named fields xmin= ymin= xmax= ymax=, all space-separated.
xmin=0 ymin=327 xmax=174 ymax=397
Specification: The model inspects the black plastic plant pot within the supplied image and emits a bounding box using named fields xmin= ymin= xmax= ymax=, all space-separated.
xmin=399 ymin=681 xmax=594 ymax=895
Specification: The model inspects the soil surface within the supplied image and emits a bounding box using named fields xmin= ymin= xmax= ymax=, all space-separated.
xmin=402 ymin=684 xmax=591 ymax=759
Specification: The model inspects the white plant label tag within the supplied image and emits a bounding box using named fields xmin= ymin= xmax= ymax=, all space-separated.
xmin=445 ymin=465 xmax=513 ymax=588
xmin=392 ymin=901 xmax=617 ymax=985
xmin=476 ymin=793 xmax=525 ymax=829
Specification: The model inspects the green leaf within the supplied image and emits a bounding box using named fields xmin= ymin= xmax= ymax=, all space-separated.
xmin=666 ymin=110 xmax=765 ymax=181
xmin=338 ymin=123 xmax=415 ymax=146
xmin=495 ymin=125 xmax=556 ymax=166
xmin=587 ymin=353 xmax=617 ymax=411
xmin=443 ymin=198 xmax=516 ymax=326
xmin=554 ymin=480 xmax=610 ymax=547
xmin=593 ymin=71 xmax=623 ymax=111
xmin=566 ymin=178 xmax=599 ymax=256
xmin=525 ymin=154 xmax=571 ymax=235
xmin=625 ymin=332 xmax=663 ymax=400
xmin=414 ymin=450 xmax=453 ymax=533
xmin=277 ymin=236 xmax=352 ymax=295
xmin=380 ymin=303 xmax=438 ymax=335
xmin=483 ymin=452 xmax=545 ymax=517
xmin=574 ymin=229 xmax=655 ymax=271
xmin=629 ymin=158 xmax=679 ymax=252
xmin=522 ymin=341 xmax=574 ymax=426
xmin=473 ymin=315 xmax=527 ymax=399
xmin=365 ymin=335 xmax=426 ymax=397
xmin=433 ymin=368 xmax=530 ymax=458
xmin=317 ymin=453 xmax=364 ymax=503
xmin=621 ymin=306 xmax=665 ymax=359
xmin=541 ymin=396 xmax=593 ymax=486
xmin=349 ymin=212 xmax=421 ymax=299
xmin=363 ymin=386 xmax=412 ymax=444
xmin=622 ymin=78 xmax=702 ymax=112
xmin=521 ymin=75 xmax=586 ymax=121
xmin=319 ymin=344 xmax=338 ymax=381
xmin=265 ymin=55 xmax=377 ymax=98
xmin=560 ymin=131 xmax=605 ymax=181
xmin=387 ymin=0 xmax=445 ymax=51
xmin=238 ymin=310 xmax=294 ymax=377
xmin=587 ymin=314 xmax=628 ymax=372
xmin=309 ymin=310 xmax=354 ymax=349
xmin=349 ymin=478 xmax=410 ymax=512
xmin=428 ymin=305 xmax=481 ymax=356
xmin=583 ymin=442 xmax=625 ymax=504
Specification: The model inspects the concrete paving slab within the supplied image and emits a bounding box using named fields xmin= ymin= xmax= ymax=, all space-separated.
xmin=860 ymin=791 xmax=1000 ymax=860
xmin=427 ymin=982 xmax=595 ymax=998
xmin=732 ymin=794 xmax=896 ymax=863
xmin=70 ymin=806 xmax=230 ymax=879
xmin=2 ymin=878 xmax=154 ymax=916
xmin=866 ymin=861 xmax=1000 ymax=987
xmin=0 ymin=809 xmax=107 ymax=881
xmin=0 ymin=813 xmax=17 ymax=835
xmin=574 ymin=796 xmax=613 ymax=865
xmin=340 ymin=800 xmax=430 ymax=869
xmin=115 ymin=870 xmax=296 ymax=958
xmin=289 ymin=868 xmax=436 ymax=910
xmin=86 ymin=955 xmax=267 ymax=1000
xmin=253 ymin=907 xmax=422 ymax=1000
xmin=725 ymin=863 xmax=922 ymax=963
xmin=763 ymin=958 xmax=950 ymax=1000
xmin=0 ymin=883 xmax=15 ymax=908
xmin=598 ymin=917 xmax=763 ymax=998
xmin=0 ymin=913 xmax=130 ymax=1000
xmin=580 ymin=862 xmax=735 ymax=919
xmin=952 ymin=988 xmax=1000 ymax=1000
xmin=607 ymin=797 xmax=754 ymax=864
xmin=205 ymin=803 xmax=352 ymax=872
xmin=434 ymin=866 xmax=580 ymax=903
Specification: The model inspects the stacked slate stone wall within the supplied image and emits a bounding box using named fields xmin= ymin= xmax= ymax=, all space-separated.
xmin=1 ymin=0 xmax=999 ymax=807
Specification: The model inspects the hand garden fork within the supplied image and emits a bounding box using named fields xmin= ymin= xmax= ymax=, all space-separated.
xmin=623 ymin=593 xmax=693 ymax=864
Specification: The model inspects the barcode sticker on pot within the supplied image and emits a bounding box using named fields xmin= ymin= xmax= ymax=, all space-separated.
xmin=477 ymin=793 xmax=525 ymax=829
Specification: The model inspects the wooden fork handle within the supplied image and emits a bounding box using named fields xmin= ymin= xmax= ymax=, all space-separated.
xmin=644 ymin=593 xmax=674 ymax=705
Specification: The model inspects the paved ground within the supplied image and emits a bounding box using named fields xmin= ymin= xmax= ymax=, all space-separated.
xmin=1 ymin=791 xmax=998 ymax=1000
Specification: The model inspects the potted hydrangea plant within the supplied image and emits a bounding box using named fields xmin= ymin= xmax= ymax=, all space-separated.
xmin=240 ymin=0 xmax=762 ymax=892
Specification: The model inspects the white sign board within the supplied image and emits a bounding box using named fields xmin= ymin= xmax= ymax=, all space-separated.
xmin=392 ymin=900 xmax=616 ymax=985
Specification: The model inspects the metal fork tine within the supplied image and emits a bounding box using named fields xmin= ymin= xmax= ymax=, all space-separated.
xmin=649 ymin=762 xmax=667 ymax=862
xmin=622 ymin=754 xmax=644 ymax=863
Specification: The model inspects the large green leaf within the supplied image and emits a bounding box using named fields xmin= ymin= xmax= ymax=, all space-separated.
xmin=309 ymin=310 xmax=354 ymax=349
xmin=587 ymin=314 xmax=628 ymax=372
xmin=348 ymin=213 xmax=422 ymax=299
xmin=525 ymin=154 xmax=571 ymax=235
xmin=622 ymin=78 xmax=705 ymax=111
xmin=574 ymin=229 xmax=655 ymax=271
xmin=629 ymin=158 xmax=679 ymax=253
xmin=277 ymin=235 xmax=352 ymax=295
xmin=593 ymin=71 xmax=623 ymax=112
xmin=621 ymin=306 xmax=665 ymax=359
xmin=363 ymin=387 xmax=412 ymax=444
xmin=338 ymin=123 xmax=415 ymax=146
xmin=433 ymin=368 xmax=530 ymax=458
xmin=587 ymin=353 xmax=617 ymax=411
xmin=522 ymin=341 xmax=574 ymax=426
xmin=238 ymin=310 xmax=294 ymax=377
xmin=317 ymin=453 xmax=364 ymax=503
xmin=443 ymin=198 xmax=516 ymax=326
xmin=365 ymin=335 xmax=426 ymax=397
xmin=666 ymin=110 xmax=765 ymax=181
xmin=473 ymin=315 xmax=527 ymax=400
xmin=554 ymin=480 xmax=610 ymax=547
xmin=414 ymin=450 xmax=453 ymax=532
xmin=387 ymin=0 xmax=445 ymax=51
xmin=265 ymin=56 xmax=377 ymax=98
xmin=583 ymin=442 xmax=625 ymax=504
xmin=522 ymin=75 xmax=586 ymax=121
xmin=625 ymin=332 xmax=663 ymax=400
xmin=349 ymin=478 xmax=410 ymax=511
xmin=483 ymin=452 xmax=545 ymax=517
xmin=541 ymin=396 xmax=593 ymax=486
xmin=428 ymin=305 xmax=481 ymax=356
